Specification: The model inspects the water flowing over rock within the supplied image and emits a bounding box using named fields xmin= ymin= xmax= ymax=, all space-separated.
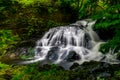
xmin=20 ymin=19 xmax=119 ymax=69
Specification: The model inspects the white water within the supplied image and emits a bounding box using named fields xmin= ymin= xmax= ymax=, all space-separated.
xmin=20 ymin=19 xmax=119 ymax=69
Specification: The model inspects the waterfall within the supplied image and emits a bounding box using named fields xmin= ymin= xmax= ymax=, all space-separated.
xmin=20 ymin=19 xmax=119 ymax=69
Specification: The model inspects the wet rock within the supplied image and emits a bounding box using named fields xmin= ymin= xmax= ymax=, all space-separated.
xmin=47 ymin=52 xmax=58 ymax=61
xmin=99 ymin=72 xmax=111 ymax=78
xmin=70 ymin=37 xmax=76 ymax=46
xmin=66 ymin=51 xmax=81 ymax=62
xmin=84 ymin=33 xmax=92 ymax=49
xmin=60 ymin=50 xmax=67 ymax=59
xmin=47 ymin=47 xmax=59 ymax=61
xmin=36 ymin=48 xmax=41 ymax=53
xmin=70 ymin=63 xmax=80 ymax=70
xmin=69 ymin=23 xmax=84 ymax=29
xmin=50 ymin=46 xmax=60 ymax=51
xmin=82 ymin=50 xmax=89 ymax=55
xmin=89 ymin=62 xmax=109 ymax=73
xmin=15 ymin=47 xmax=34 ymax=57
xmin=10 ymin=39 xmax=35 ymax=56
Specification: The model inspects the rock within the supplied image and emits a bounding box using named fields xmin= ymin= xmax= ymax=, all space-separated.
xmin=9 ymin=53 xmax=16 ymax=59
xmin=36 ymin=48 xmax=41 ymax=53
xmin=42 ymin=64 xmax=51 ymax=70
xmin=70 ymin=63 xmax=80 ymax=70
xmin=47 ymin=47 xmax=59 ymax=61
xmin=31 ymin=60 xmax=120 ymax=80
xmin=0 ymin=53 xmax=20 ymax=64
xmin=57 ymin=66 xmax=65 ymax=70
xmin=13 ymin=39 xmax=36 ymax=56
xmin=99 ymin=72 xmax=111 ymax=78
xmin=66 ymin=51 xmax=81 ymax=62
xmin=50 ymin=46 xmax=60 ymax=51
xmin=47 ymin=52 xmax=58 ymax=61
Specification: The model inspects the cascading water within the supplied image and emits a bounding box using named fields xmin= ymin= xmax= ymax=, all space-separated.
xmin=20 ymin=19 xmax=119 ymax=69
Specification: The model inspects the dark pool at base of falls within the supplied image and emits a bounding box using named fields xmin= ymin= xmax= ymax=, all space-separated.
xmin=18 ymin=19 xmax=119 ymax=69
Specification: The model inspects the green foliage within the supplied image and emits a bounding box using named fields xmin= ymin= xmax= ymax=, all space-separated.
xmin=0 ymin=62 xmax=27 ymax=80
xmin=94 ymin=14 xmax=120 ymax=54
xmin=0 ymin=30 xmax=20 ymax=56
xmin=0 ymin=0 xmax=68 ymax=40
xmin=93 ymin=13 xmax=120 ymax=29
xmin=0 ymin=62 xmax=10 ymax=69
xmin=115 ymin=70 xmax=120 ymax=79
xmin=100 ymin=36 xmax=120 ymax=54
xmin=11 ymin=63 xmax=69 ymax=80
xmin=87 ymin=0 xmax=120 ymax=54
xmin=0 ymin=0 xmax=12 ymax=9
xmin=57 ymin=0 xmax=80 ymax=21
xmin=15 ymin=0 xmax=50 ymax=6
